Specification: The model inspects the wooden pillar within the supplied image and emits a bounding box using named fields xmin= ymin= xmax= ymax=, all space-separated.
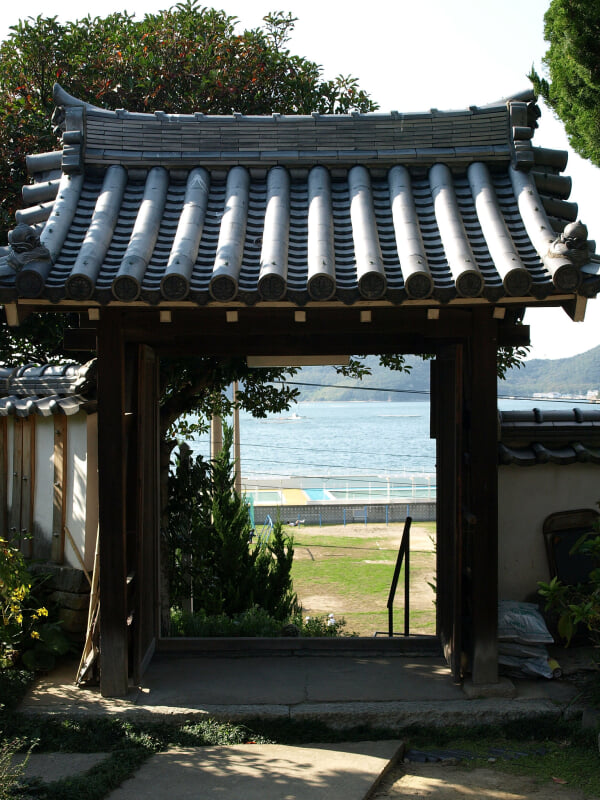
xmin=431 ymin=344 xmax=463 ymax=682
xmin=467 ymin=309 xmax=499 ymax=684
xmin=211 ymin=414 xmax=223 ymax=458
xmin=97 ymin=310 xmax=129 ymax=697
xmin=133 ymin=345 xmax=160 ymax=683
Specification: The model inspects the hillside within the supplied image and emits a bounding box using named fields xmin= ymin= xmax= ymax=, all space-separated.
xmin=286 ymin=346 xmax=600 ymax=402
xmin=499 ymin=345 xmax=600 ymax=398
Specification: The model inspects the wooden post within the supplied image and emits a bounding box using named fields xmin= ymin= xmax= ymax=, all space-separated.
xmin=467 ymin=309 xmax=499 ymax=685
xmin=211 ymin=414 xmax=223 ymax=459
xmin=97 ymin=309 xmax=129 ymax=697
xmin=431 ymin=344 xmax=463 ymax=682
xmin=133 ymin=345 xmax=160 ymax=683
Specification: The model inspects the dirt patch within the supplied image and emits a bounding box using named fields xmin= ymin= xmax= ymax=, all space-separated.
xmin=286 ymin=521 xmax=436 ymax=634
xmin=288 ymin=522 xmax=435 ymax=551
xmin=372 ymin=763 xmax=596 ymax=799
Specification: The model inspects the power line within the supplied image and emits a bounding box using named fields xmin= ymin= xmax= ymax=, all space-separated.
xmin=275 ymin=380 xmax=600 ymax=404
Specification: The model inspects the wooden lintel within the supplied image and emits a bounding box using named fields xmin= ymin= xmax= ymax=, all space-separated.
xmin=116 ymin=307 xmax=474 ymax=355
xmin=496 ymin=323 xmax=530 ymax=348
xmin=63 ymin=328 xmax=97 ymax=352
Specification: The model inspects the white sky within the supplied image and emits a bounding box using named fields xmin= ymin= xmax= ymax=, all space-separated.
xmin=1 ymin=0 xmax=599 ymax=360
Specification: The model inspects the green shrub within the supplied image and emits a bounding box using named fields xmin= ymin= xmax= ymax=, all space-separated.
xmin=170 ymin=607 xmax=354 ymax=637
xmin=0 ymin=538 xmax=71 ymax=674
xmin=165 ymin=425 xmax=298 ymax=622
xmin=171 ymin=606 xmax=283 ymax=637
xmin=292 ymin=611 xmax=355 ymax=637
xmin=0 ymin=737 xmax=34 ymax=800
xmin=538 ymin=528 xmax=600 ymax=647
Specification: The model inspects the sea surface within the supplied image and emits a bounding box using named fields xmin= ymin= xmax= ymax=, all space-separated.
xmin=188 ymin=397 xmax=582 ymax=493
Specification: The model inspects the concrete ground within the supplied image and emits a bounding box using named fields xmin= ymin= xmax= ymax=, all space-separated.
xmin=14 ymin=649 xmax=595 ymax=798
xmin=19 ymin=650 xmax=583 ymax=727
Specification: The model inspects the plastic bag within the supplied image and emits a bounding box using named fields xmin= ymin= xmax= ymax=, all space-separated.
xmin=498 ymin=600 xmax=554 ymax=644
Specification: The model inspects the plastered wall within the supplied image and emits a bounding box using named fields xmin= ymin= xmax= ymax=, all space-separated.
xmin=498 ymin=463 xmax=600 ymax=600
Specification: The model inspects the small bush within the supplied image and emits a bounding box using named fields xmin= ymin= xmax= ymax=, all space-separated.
xmin=170 ymin=607 xmax=354 ymax=637
xmin=0 ymin=737 xmax=34 ymax=800
xmin=538 ymin=527 xmax=600 ymax=648
xmin=171 ymin=606 xmax=283 ymax=637
xmin=166 ymin=425 xmax=297 ymax=622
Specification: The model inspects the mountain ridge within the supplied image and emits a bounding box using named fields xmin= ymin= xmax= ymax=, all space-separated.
xmin=286 ymin=346 xmax=600 ymax=402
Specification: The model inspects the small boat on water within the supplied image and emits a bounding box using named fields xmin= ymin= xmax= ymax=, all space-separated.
xmin=262 ymin=412 xmax=303 ymax=423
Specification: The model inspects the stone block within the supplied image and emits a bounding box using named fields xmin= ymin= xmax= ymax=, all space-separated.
xmin=462 ymin=677 xmax=517 ymax=699
xmin=50 ymin=590 xmax=90 ymax=612
xmin=58 ymin=607 xmax=88 ymax=634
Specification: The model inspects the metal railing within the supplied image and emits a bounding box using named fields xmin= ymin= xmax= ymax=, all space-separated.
xmin=375 ymin=516 xmax=411 ymax=637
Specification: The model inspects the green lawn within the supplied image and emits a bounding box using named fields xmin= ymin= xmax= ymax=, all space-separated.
xmin=286 ymin=523 xmax=436 ymax=636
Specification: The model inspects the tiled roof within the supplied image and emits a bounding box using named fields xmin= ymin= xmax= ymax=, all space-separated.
xmin=0 ymin=361 xmax=96 ymax=417
xmin=0 ymin=84 xmax=598 ymax=307
xmin=498 ymin=407 xmax=600 ymax=466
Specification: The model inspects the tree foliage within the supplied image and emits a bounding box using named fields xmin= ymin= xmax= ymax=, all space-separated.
xmin=0 ymin=2 xmax=386 ymax=431
xmin=0 ymin=2 xmax=375 ymax=239
xmin=530 ymin=0 xmax=600 ymax=166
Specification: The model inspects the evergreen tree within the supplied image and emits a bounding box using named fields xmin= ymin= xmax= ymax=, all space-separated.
xmin=530 ymin=0 xmax=600 ymax=167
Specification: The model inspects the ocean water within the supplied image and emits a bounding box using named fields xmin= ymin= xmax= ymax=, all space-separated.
xmin=187 ymin=397 xmax=578 ymax=493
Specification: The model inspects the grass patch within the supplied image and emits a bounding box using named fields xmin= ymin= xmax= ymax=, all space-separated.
xmin=290 ymin=530 xmax=436 ymax=636
xmin=2 ymin=715 xmax=598 ymax=799
xmin=402 ymin=718 xmax=600 ymax=797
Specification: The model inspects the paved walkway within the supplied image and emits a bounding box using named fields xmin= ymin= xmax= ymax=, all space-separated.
xmin=15 ymin=650 xmax=590 ymax=797
xmin=20 ymin=651 xmax=581 ymax=726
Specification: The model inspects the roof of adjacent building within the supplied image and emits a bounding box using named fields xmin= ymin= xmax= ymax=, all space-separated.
xmin=499 ymin=407 xmax=600 ymax=466
xmin=0 ymin=360 xmax=96 ymax=417
xmin=0 ymin=84 xmax=598 ymax=309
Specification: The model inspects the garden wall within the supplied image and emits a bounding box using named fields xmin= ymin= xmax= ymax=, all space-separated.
xmin=498 ymin=462 xmax=600 ymax=601
xmin=252 ymin=500 xmax=436 ymax=527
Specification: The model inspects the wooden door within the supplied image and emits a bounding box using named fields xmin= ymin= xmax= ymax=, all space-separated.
xmin=132 ymin=345 xmax=160 ymax=683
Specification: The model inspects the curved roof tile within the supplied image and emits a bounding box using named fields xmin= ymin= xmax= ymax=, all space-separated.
xmin=1 ymin=85 xmax=598 ymax=308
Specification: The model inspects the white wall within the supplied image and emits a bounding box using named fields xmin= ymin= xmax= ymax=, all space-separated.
xmin=64 ymin=415 xmax=91 ymax=571
xmin=84 ymin=413 xmax=98 ymax=572
xmin=5 ymin=411 xmax=98 ymax=571
xmin=498 ymin=463 xmax=600 ymax=601
xmin=33 ymin=417 xmax=54 ymax=560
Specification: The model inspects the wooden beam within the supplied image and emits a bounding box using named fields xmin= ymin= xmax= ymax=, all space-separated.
xmin=97 ymin=309 xmax=129 ymax=697
xmin=63 ymin=327 xmax=97 ymax=352
xmin=467 ymin=308 xmax=499 ymax=685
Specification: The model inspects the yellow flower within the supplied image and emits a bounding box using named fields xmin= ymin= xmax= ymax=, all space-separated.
xmin=36 ymin=607 xmax=48 ymax=617
xmin=30 ymin=630 xmax=40 ymax=639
